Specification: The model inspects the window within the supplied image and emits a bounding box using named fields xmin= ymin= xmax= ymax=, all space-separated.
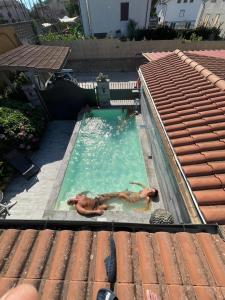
xmin=121 ymin=2 xmax=129 ymax=21
xmin=184 ymin=0 xmax=187 ymax=3
xmin=185 ymin=22 xmax=191 ymax=29
xmin=203 ymin=14 xmax=211 ymax=26
xmin=190 ymin=0 xmax=194 ymax=2
xmin=177 ymin=0 xmax=181 ymax=3
xmin=179 ymin=9 xmax=185 ymax=17
xmin=213 ymin=14 xmax=220 ymax=26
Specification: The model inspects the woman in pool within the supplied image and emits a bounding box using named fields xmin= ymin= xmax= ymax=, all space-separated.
xmin=98 ymin=182 xmax=158 ymax=210
xmin=67 ymin=183 xmax=158 ymax=216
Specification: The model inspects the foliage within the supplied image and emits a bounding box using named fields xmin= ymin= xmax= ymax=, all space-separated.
xmin=39 ymin=23 xmax=84 ymax=41
xmin=127 ymin=25 xmax=221 ymax=41
xmin=0 ymin=17 xmax=8 ymax=24
xmin=176 ymin=26 xmax=221 ymax=41
xmin=150 ymin=0 xmax=158 ymax=17
xmin=144 ymin=26 xmax=177 ymax=40
xmin=96 ymin=73 xmax=108 ymax=82
xmin=0 ymin=71 xmax=47 ymax=188
xmin=65 ymin=0 xmax=80 ymax=17
xmin=0 ymin=100 xmax=46 ymax=151
xmin=194 ymin=26 xmax=221 ymax=40
xmin=127 ymin=19 xmax=137 ymax=40
xmin=0 ymin=73 xmax=30 ymax=102
xmin=190 ymin=33 xmax=203 ymax=42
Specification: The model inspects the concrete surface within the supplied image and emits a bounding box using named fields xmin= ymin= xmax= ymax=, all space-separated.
xmin=3 ymin=121 xmax=75 ymax=220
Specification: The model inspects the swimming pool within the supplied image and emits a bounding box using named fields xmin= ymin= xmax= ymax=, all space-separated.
xmin=56 ymin=109 xmax=149 ymax=211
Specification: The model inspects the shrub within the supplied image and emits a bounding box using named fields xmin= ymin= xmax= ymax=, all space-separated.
xmin=195 ymin=26 xmax=221 ymax=40
xmin=39 ymin=23 xmax=84 ymax=41
xmin=0 ymin=100 xmax=46 ymax=152
xmin=144 ymin=26 xmax=177 ymax=40
xmin=134 ymin=29 xmax=145 ymax=41
xmin=127 ymin=19 xmax=138 ymax=40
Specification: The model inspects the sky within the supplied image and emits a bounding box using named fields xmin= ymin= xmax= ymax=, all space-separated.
xmin=23 ymin=0 xmax=38 ymax=9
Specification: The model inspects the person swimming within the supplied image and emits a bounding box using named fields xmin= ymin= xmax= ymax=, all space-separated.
xmin=96 ymin=182 xmax=158 ymax=210
xmin=67 ymin=192 xmax=111 ymax=216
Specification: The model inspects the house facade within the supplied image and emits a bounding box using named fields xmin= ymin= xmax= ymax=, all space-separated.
xmin=199 ymin=0 xmax=225 ymax=38
xmin=156 ymin=0 xmax=203 ymax=29
xmin=0 ymin=0 xmax=29 ymax=23
xmin=79 ymin=0 xmax=152 ymax=37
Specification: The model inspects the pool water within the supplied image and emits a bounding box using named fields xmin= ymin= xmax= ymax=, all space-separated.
xmin=56 ymin=109 xmax=149 ymax=211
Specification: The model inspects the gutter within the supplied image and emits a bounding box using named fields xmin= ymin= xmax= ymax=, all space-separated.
xmin=145 ymin=0 xmax=151 ymax=28
xmin=0 ymin=219 xmax=218 ymax=233
xmin=138 ymin=68 xmax=206 ymax=224
xmin=85 ymin=0 xmax=93 ymax=36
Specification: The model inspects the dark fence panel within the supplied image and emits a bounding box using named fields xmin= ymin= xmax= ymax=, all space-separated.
xmin=41 ymin=79 xmax=96 ymax=120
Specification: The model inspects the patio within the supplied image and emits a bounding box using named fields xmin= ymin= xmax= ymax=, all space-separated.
xmin=3 ymin=121 xmax=74 ymax=220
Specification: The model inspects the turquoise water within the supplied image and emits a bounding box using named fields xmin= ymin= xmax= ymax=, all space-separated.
xmin=56 ymin=109 xmax=149 ymax=211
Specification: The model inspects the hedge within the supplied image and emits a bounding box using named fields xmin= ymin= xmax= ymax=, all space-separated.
xmin=126 ymin=26 xmax=221 ymax=41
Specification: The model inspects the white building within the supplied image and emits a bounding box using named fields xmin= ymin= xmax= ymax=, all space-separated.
xmin=156 ymin=0 xmax=203 ymax=29
xmin=0 ymin=0 xmax=29 ymax=23
xmin=79 ymin=0 xmax=152 ymax=37
xmin=199 ymin=0 xmax=225 ymax=38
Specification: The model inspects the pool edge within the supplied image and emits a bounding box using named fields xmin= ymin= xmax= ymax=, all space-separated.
xmin=43 ymin=112 xmax=84 ymax=218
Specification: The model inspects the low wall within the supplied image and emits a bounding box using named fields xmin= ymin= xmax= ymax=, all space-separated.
xmin=43 ymin=39 xmax=225 ymax=61
xmin=0 ymin=21 xmax=36 ymax=44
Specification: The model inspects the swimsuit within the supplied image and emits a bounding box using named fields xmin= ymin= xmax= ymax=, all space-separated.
xmin=93 ymin=198 xmax=100 ymax=209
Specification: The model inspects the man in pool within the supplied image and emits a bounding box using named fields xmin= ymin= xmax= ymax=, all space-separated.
xmin=67 ymin=183 xmax=158 ymax=216
xmin=67 ymin=193 xmax=112 ymax=216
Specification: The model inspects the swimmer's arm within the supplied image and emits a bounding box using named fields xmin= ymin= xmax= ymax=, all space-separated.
xmin=129 ymin=182 xmax=146 ymax=189
xmin=76 ymin=204 xmax=103 ymax=216
xmin=79 ymin=191 xmax=91 ymax=195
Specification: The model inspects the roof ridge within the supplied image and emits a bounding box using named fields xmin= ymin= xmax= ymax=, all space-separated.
xmin=174 ymin=49 xmax=225 ymax=91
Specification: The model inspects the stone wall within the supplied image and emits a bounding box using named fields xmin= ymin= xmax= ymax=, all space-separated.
xmin=43 ymin=39 xmax=225 ymax=60
xmin=0 ymin=21 xmax=36 ymax=44
xmin=43 ymin=39 xmax=225 ymax=72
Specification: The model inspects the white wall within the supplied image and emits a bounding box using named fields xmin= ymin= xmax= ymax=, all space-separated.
xmin=200 ymin=0 xmax=225 ymax=37
xmin=157 ymin=0 xmax=203 ymax=28
xmin=79 ymin=0 xmax=152 ymax=36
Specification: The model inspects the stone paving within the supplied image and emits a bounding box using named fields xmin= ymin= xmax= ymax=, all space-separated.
xmin=4 ymin=121 xmax=75 ymax=220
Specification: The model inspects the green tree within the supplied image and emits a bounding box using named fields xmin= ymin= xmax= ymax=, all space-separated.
xmin=65 ymin=0 xmax=79 ymax=17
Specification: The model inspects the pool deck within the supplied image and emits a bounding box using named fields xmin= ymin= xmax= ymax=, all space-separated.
xmin=4 ymin=114 xmax=163 ymax=224
xmin=3 ymin=121 xmax=75 ymax=220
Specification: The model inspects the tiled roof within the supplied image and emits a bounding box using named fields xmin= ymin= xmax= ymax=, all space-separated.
xmin=0 ymin=45 xmax=70 ymax=72
xmin=143 ymin=52 xmax=171 ymax=61
xmin=140 ymin=50 xmax=225 ymax=224
xmin=143 ymin=50 xmax=225 ymax=62
xmin=185 ymin=52 xmax=225 ymax=81
xmin=188 ymin=50 xmax=225 ymax=60
xmin=0 ymin=226 xmax=224 ymax=299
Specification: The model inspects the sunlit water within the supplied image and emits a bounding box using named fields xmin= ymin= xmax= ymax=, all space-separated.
xmin=56 ymin=109 xmax=149 ymax=211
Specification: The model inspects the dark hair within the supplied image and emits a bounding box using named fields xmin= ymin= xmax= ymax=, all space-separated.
xmin=152 ymin=188 xmax=158 ymax=198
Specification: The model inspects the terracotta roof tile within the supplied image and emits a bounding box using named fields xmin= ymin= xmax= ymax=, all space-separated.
xmin=194 ymin=189 xmax=225 ymax=205
xmin=140 ymin=50 xmax=225 ymax=224
xmin=0 ymin=227 xmax=224 ymax=299
xmin=200 ymin=206 xmax=225 ymax=223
